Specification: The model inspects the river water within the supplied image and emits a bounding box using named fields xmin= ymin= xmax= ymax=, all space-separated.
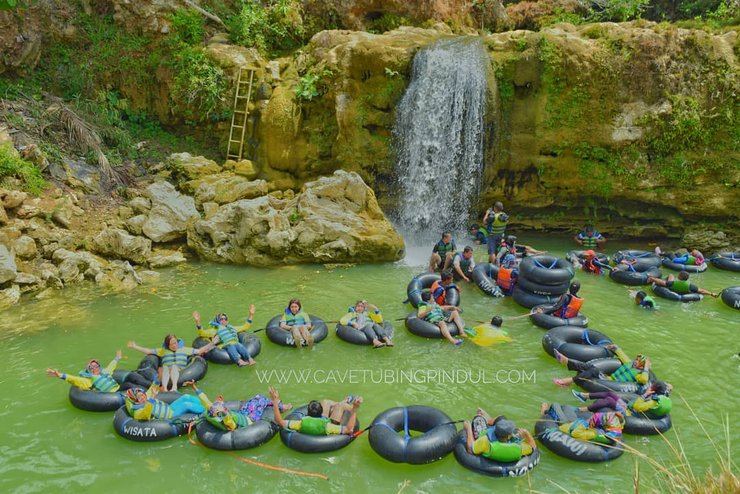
xmin=0 ymin=235 xmax=737 ymax=493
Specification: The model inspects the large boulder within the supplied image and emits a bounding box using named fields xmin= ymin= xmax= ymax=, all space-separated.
xmin=13 ymin=236 xmax=37 ymax=260
xmin=0 ymin=244 xmax=18 ymax=285
xmin=0 ymin=285 xmax=21 ymax=308
xmin=142 ymin=181 xmax=200 ymax=243
xmin=186 ymin=173 xmax=269 ymax=205
xmin=89 ymin=228 xmax=152 ymax=264
xmin=187 ymin=170 xmax=404 ymax=265
xmin=167 ymin=153 xmax=222 ymax=181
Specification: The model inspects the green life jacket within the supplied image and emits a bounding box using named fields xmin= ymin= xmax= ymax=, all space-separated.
xmin=478 ymin=227 xmax=487 ymax=238
xmin=610 ymin=363 xmax=640 ymax=383
xmin=488 ymin=212 xmax=507 ymax=235
xmin=161 ymin=349 xmax=190 ymax=368
xmin=434 ymin=240 xmax=455 ymax=256
xmin=592 ymin=433 xmax=612 ymax=444
xmin=80 ymin=371 xmax=119 ymax=393
xmin=670 ymin=279 xmax=690 ymax=294
xmin=646 ymin=396 xmax=672 ymax=418
xmin=581 ymin=235 xmax=597 ymax=249
xmin=216 ymin=326 xmax=239 ymax=346
xmin=283 ymin=310 xmax=310 ymax=326
xmin=300 ymin=416 xmax=329 ymax=435
xmin=686 ymin=255 xmax=696 ymax=266
xmin=642 ymin=295 xmax=656 ymax=308
xmin=483 ymin=440 xmax=522 ymax=462
xmin=206 ymin=412 xmax=250 ymax=430
xmin=418 ymin=302 xmax=444 ymax=323
xmin=149 ymin=399 xmax=173 ymax=420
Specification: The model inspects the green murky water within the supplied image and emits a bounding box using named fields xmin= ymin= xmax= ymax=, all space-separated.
xmin=0 ymin=236 xmax=737 ymax=493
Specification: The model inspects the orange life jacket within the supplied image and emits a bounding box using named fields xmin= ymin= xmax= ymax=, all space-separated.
xmin=583 ymin=258 xmax=600 ymax=274
xmin=430 ymin=280 xmax=446 ymax=305
xmin=497 ymin=267 xmax=515 ymax=292
xmin=558 ymin=295 xmax=584 ymax=319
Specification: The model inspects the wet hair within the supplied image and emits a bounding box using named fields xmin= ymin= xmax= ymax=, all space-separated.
xmin=491 ymin=315 xmax=503 ymax=327
xmin=470 ymin=224 xmax=479 ymax=231
xmin=651 ymin=380 xmax=670 ymax=396
xmin=494 ymin=201 xmax=504 ymax=211
xmin=421 ymin=292 xmax=432 ymax=302
xmin=163 ymin=334 xmax=178 ymax=348
xmin=506 ymin=235 xmax=517 ymax=246
xmin=584 ymin=223 xmax=594 ymax=231
xmin=287 ymin=298 xmax=302 ymax=310
xmin=442 ymin=231 xmax=452 ymax=239
xmin=635 ymin=291 xmax=646 ymax=302
xmin=569 ymin=281 xmax=581 ymax=295
xmin=463 ymin=246 xmax=473 ymax=254
xmin=441 ymin=271 xmax=453 ymax=282
xmin=678 ymin=271 xmax=689 ymax=281
xmin=307 ymin=400 xmax=323 ymax=418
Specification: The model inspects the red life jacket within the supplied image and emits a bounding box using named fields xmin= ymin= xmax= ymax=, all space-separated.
xmin=430 ymin=280 xmax=446 ymax=305
xmin=497 ymin=267 xmax=515 ymax=292
xmin=583 ymin=258 xmax=601 ymax=274
xmin=558 ymin=295 xmax=584 ymax=319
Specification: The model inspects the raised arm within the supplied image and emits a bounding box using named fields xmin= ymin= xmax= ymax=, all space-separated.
xmin=269 ymin=387 xmax=288 ymax=429
xmin=127 ymin=341 xmax=156 ymax=355
xmin=342 ymin=397 xmax=362 ymax=435
xmin=236 ymin=304 xmax=257 ymax=333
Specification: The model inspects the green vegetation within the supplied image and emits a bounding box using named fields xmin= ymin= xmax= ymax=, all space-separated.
xmin=227 ymin=0 xmax=306 ymax=54
xmin=172 ymin=48 xmax=227 ymax=121
xmin=295 ymin=68 xmax=333 ymax=101
xmin=365 ymin=13 xmax=411 ymax=34
xmin=169 ymin=9 xmax=206 ymax=46
xmin=0 ymin=143 xmax=46 ymax=195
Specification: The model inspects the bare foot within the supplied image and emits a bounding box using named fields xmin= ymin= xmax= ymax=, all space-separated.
xmin=553 ymin=378 xmax=570 ymax=387
xmin=540 ymin=402 xmax=550 ymax=415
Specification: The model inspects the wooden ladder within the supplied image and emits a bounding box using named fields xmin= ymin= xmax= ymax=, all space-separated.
xmin=226 ymin=67 xmax=256 ymax=162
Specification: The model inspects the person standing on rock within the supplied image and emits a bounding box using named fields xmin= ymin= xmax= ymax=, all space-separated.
xmin=429 ymin=232 xmax=457 ymax=272
xmin=483 ymin=201 xmax=508 ymax=263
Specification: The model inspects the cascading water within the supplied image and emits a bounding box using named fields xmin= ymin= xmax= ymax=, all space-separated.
xmin=393 ymin=37 xmax=490 ymax=246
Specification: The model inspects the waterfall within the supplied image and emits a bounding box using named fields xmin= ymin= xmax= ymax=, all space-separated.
xmin=393 ymin=37 xmax=490 ymax=244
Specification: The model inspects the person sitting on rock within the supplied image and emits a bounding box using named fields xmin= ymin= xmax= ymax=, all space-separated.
xmin=127 ymin=335 xmax=214 ymax=392
xmin=339 ymin=300 xmax=393 ymax=348
xmin=280 ymin=298 xmax=314 ymax=349
xmin=574 ymin=223 xmax=606 ymax=250
xmin=418 ymin=292 xmax=466 ymax=346
xmin=451 ymin=246 xmax=476 ymax=282
xmin=124 ymin=381 xmax=205 ymax=421
xmin=552 ymin=344 xmax=650 ymax=388
xmin=429 ymin=232 xmax=457 ymax=272
xmin=269 ymin=387 xmax=361 ymax=436
xmin=496 ymin=254 xmax=519 ymax=296
xmin=647 ymin=271 xmax=719 ymax=298
xmin=469 ymin=224 xmax=487 ymax=245
xmin=47 ymin=350 xmax=154 ymax=392
xmin=186 ymin=381 xmax=291 ymax=431
xmin=463 ymin=409 xmax=536 ymax=463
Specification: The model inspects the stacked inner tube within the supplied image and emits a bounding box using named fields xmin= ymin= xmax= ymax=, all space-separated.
xmin=369 ymin=406 xmax=457 ymax=464
xmin=279 ymin=406 xmax=359 ymax=453
xmin=609 ymin=265 xmax=661 ymax=286
xmin=661 ymin=256 xmax=708 ymax=273
xmin=406 ymin=273 xmax=460 ymax=308
xmin=531 ymin=305 xmax=588 ymax=330
xmin=453 ymin=431 xmax=540 ymax=477
xmin=471 ymin=263 xmax=504 ymax=297
xmin=721 ymin=286 xmax=740 ymax=310
xmin=535 ymin=403 xmax=623 ymax=462
xmin=265 ymin=315 xmax=329 ymax=347
xmin=513 ymin=255 xmax=574 ymax=309
xmin=542 ymin=326 xmax=613 ymax=362
xmin=335 ymin=321 xmax=394 ymax=345
xmin=613 ymin=250 xmax=662 ymax=271
xmin=566 ymin=250 xmax=609 ymax=269
xmin=574 ymin=358 xmax=657 ymax=394
xmin=651 ymin=283 xmax=702 ymax=303
xmin=113 ymin=392 xmax=200 ymax=442
xmin=711 ymin=252 xmax=740 ymax=272
xmin=195 ymin=403 xmax=279 ymax=450
xmin=405 ymin=313 xmax=460 ymax=339
xmin=193 ymin=334 xmax=261 ymax=365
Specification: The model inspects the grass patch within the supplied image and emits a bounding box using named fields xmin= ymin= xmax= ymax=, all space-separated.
xmin=0 ymin=143 xmax=46 ymax=195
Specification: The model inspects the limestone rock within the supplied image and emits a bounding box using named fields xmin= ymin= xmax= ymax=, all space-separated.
xmin=15 ymin=204 xmax=41 ymax=219
xmin=0 ymin=203 xmax=7 ymax=225
xmin=129 ymin=196 xmax=152 ymax=214
xmin=13 ymin=235 xmax=37 ymax=260
xmin=224 ymin=159 xmax=259 ymax=179
xmin=1 ymin=190 xmax=27 ymax=209
xmin=202 ymin=202 xmax=220 ymax=220
xmin=0 ymin=244 xmax=18 ymax=285
xmin=125 ymin=214 xmax=147 ymax=236
xmin=139 ymin=270 xmax=161 ymax=284
xmin=187 ymin=173 xmax=269 ymax=205
xmin=167 ymin=153 xmax=222 ymax=181
xmin=0 ymin=285 xmax=21 ymax=308
xmin=117 ymin=206 xmax=134 ymax=220
xmin=142 ymin=181 xmax=200 ymax=243
xmin=147 ymin=250 xmax=187 ymax=268
xmin=682 ymin=230 xmax=731 ymax=253
xmin=187 ymin=171 xmax=404 ymax=265
xmin=89 ymin=228 xmax=152 ymax=264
